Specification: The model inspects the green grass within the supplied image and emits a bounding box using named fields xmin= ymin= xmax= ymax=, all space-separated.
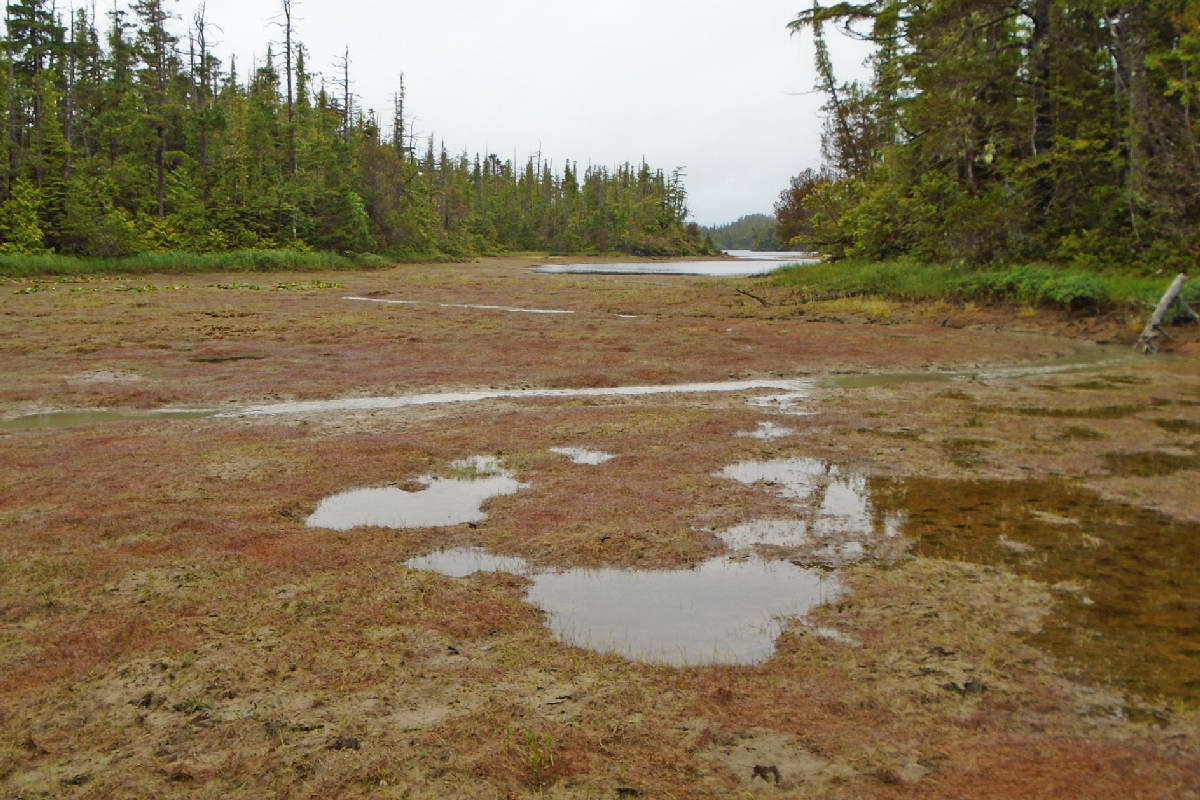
xmin=0 ymin=249 xmax=396 ymax=278
xmin=768 ymin=257 xmax=1198 ymax=315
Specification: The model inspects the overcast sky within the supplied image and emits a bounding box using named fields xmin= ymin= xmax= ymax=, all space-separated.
xmin=167 ymin=0 xmax=873 ymax=226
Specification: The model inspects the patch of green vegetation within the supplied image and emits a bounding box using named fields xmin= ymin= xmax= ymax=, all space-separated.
xmin=1061 ymin=425 xmax=1105 ymax=441
xmin=981 ymin=404 xmax=1142 ymax=419
xmin=273 ymin=279 xmax=345 ymax=290
xmin=942 ymin=437 xmax=995 ymax=468
xmin=1102 ymin=451 xmax=1200 ymax=477
xmin=0 ymin=249 xmax=392 ymax=279
xmin=1151 ymin=418 xmax=1200 ymax=435
xmin=768 ymin=258 xmax=1196 ymax=315
xmin=443 ymin=459 xmax=505 ymax=481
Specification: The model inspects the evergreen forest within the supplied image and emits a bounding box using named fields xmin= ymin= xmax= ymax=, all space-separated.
xmin=0 ymin=0 xmax=708 ymax=260
xmin=777 ymin=1 xmax=1200 ymax=271
xmin=701 ymin=213 xmax=783 ymax=250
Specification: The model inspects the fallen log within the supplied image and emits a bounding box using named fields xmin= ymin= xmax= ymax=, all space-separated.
xmin=1136 ymin=273 xmax=1189 ymax=354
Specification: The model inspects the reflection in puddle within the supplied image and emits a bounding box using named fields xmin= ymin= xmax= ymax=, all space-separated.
xmin=404 ymin=547 xmax=531 ymax=578
xmin=737 ymin=421 xmax=796 ymax=440
xmin=550 ymin=446 xmax=615 ymax=465
xmin=529 ymin=556 xmax=839 ymax=666
xmin=405 ymin=551 xmax=838 ymax=665
xmin=716 ymin=459 xmax=904 ymax=564
xmin=307 ymin=457 xmax=526 ymax=531
xmin=874 ymin=477 xmax=1200 ymax=702
xmin=344 ymin=296 xmax=574 ymax=315
xmin=718 ymin=519 xmax=811 ymax=549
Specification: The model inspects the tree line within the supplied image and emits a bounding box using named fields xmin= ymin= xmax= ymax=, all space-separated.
xmin=776 ymin=1 xmax=1200 ymax=270
xmin=0 ymin=0 xmax=708 ymax=258
xmin=701 ymin=213 xmax=782 ymax=250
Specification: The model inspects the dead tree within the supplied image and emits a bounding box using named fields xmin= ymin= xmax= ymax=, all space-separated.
xmin=1136 ymin=273 xmax=1197 ymax=353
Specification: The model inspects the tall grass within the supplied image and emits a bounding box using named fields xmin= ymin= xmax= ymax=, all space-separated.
xmin=768 ymin=258 xmax=1197 ymax=314
xmin=0 ymin=249 xmax=396 ymax=278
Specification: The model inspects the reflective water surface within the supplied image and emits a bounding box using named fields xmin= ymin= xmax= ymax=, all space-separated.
xmin=526 ymin=556 xmax=840 ymax=666
xmin=404 ymin=547 xmax=532 ymax=578
xmin=307 ymin=457 xmax=526 ymax=531
xmin=549 ymin=446 xmax=615 ymax=465
xmin=532 ymin=254 xmax=817 ymax=277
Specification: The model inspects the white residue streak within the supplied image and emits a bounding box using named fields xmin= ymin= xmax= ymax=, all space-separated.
xmin=344 ymin=295 xmax=574 ymax=315
xmin=226 ymin=378 xmax=816 ymax=418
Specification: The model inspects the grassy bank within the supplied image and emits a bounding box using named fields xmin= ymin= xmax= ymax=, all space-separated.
xmin=768 ymin=258 xmax=1197 ymax=316
xmin=0 ymin=249 xmax=404 ymax=278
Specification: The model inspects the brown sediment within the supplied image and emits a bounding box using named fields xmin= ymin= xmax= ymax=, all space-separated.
xmin=1 ymin=256 xmax=1198 ymax=798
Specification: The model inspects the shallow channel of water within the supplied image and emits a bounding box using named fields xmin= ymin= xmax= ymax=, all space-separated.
xmin=1 ymin=342 xmax=1133 ymax=431
xmin=533 ymin=250 xmax=818 ymax=277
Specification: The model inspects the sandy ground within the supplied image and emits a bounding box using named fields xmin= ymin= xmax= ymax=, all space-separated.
xmin=1 ymin=257 xmax=1198 ymax=798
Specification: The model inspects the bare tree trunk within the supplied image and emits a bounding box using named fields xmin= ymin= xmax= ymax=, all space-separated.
xmin=1136 ymin=273 xmax=1189 ymax=353
xmin=283 ymin=0 xmax=296 ymax=175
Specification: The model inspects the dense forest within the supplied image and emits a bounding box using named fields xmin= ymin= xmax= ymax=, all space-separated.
xmin=776 ymin=1 xmax=1200 ymax=270
xmin=701 ymin=213 xmax=783 ymax=250
xmin=0 ymin=0 xmax=708 ymax=258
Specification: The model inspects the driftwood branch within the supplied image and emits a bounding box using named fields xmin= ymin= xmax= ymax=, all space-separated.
xmin=735 ymin=288 xmax=770 ymax=307
xmin=1136 ymin=273 xmax=1188 ymax=354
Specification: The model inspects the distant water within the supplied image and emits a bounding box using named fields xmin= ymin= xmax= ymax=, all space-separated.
xmin=533 ymin=249 xmax=818 ymax=277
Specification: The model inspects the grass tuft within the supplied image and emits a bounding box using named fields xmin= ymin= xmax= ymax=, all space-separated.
xmin=769 ymin=257 xmax=1197 ymax=315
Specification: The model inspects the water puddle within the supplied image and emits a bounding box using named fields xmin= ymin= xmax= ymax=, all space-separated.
xmin=343 ymin=296 xmax=574 ymax=315
xmin=404 ymin=547 xmax=532 ymax=578
xmin=737 ymin=421 xmax=796 ymax=440
xmin=526 ymin=556 xmax=840 ymax=666
xmin=716 ymin=459 xmax=904 ymax=565
xmin=306 ymin=457 xmax=526 ymax=531
xmin=713 ymin=457 xmax=1200 ymax=699
xmin=873 ymin=476 xmax=1200 ymax=702
xmin=549 ymin=446 xmax=615 ymax=465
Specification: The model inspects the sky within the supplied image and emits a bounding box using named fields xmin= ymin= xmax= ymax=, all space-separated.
xmin=164 ymin=0 xmax=873 ymax=226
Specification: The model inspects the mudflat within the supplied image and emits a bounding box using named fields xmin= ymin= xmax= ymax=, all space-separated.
xmin=2 ymin=258 xmax=1198 ymax=798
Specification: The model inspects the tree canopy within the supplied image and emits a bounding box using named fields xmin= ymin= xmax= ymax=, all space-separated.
xmin=779 ymin=0 xmax=1200 ymax=269
xmin=0 ymin=1 xmax=707 ymax=257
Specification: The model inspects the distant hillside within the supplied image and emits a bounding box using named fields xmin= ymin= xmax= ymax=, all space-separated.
xmin=701 ymin=214 xmax=781 ymax=251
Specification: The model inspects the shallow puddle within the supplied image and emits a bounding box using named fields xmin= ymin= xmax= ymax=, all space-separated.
xmin=526 ymin=556 xmax=840 ymax=666
xmin=307 ymin=457 xmax=526 ymax=531
xmin=737 ymin=421 xmax=796 ymax=440
xmin=872 ymin=476 xmax=1200 ymax=702
xmin=403 ymin=547 xmax=532 ymax=578
xmin=549 ymin=446 xmax=615 ymax=465
xmin=716 ymin=459 xmax=903 ymax=562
